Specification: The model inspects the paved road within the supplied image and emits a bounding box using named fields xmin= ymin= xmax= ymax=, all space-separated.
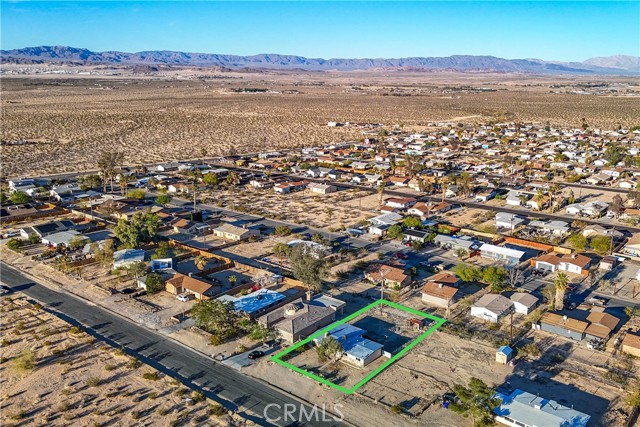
xmin=0 ymin=263 xmax=344 ymax=427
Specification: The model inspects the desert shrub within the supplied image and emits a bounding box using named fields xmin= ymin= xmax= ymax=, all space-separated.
xmin=390 ymin=404 xmax=404 ymax=414
xmin=1 ymin=339 xmax=11 ymax=347
xmin=175 ymin=387 xmax=189 ymax=397
xmin=158 ymin=407 xmax=169 ymax=416
xmin=130 ymin=411 xmax=141 ymax=420
xmin=86 ymin=376 xmax=102 ymax=387
xmin=127 ymin=357 xmax=142 ymax=369
xmin=209 ymin=404 xmax=226 ymax=417
xmin=61 ymin=387 xmax=73 ymax=395
xmin=209 ymin=334 xmax=224 ymax=346
xmin=192 ymin=391 xmax=205 ymax=403
xmin=9 ymin=409 xmax=26 ymax=420
xmin=12 ymin=349 xmax=37 ymax=371
xmin=148 ymin=391 xmax=158 ymax=400
xmin=68 ymin=326 xmax=82 ymax=335
xmin=143 ymin=371 xmax=159 ymax=381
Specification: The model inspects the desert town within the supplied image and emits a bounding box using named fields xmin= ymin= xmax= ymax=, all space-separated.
xmin=2 ymin=119 xmax=640 ymax=427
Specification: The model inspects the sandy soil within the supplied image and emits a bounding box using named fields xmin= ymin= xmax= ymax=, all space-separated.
xmin=0 ymin=295 xmax=247 ymax=427
xmin=3 ymin=74 xmax=639 ymax=177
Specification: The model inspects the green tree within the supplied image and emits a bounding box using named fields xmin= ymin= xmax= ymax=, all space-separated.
xmin=453 ymin=263 xmax=481 ymax=282
xmin=249 ymin=323 xmax=271 ymax=342
xmin=402 ymin=216 xmax=422 ymax=229
xmin=9 ymin=191 xmax=30 ymax=204
xmin=554 ymin=272 xmax=569 ymax=311
xmin=79 ymin=174 xmax=103 ymax=190
xmin=590 ymin=234 xmax=611 ymax=255
xmin=311 ymin=232 xmax=324 ymax=244
xmin=67 ymin=235 xmax=87 ymax=250
xmin=316 ymin=336 xmax=344 ymax=362
xmin=273 ymin=242 xmax=290 ymax=258
xmin=127 ymin=261 xmax=148 ymax=279
xmin=386 ymin=224 xmax=404 ymax=240
xmin=454 ymin=248 xmax=468 ymax=259
xmin=482 ymin=266 xmax=507 ymax=293
xmin=566 ymin=233 xmax=587 ymax=251
xmin=145 ymin=272 xmax=165 ymax=294
xmin=191 ymin=300 xmax=239 ymax=339
xmin=155 ymin=194 xmax=172 ymax=206
xmin=93 ymin=238 xmax=115 ymax=267
xmin=228 ymin=275 xmax=237 ymax=286
xmin=151 ymin=241 xmax=172 ymax=260
xmin=275 ymin=225 xmax=292 ymax=236
xmin=6 ymin=238 xmax=22 ymax=252
xmin=202 ymin=173 xmax=219 ymax=186
xmin=289 ymin=244 xmax=324 ymax=293
xmin=127 ymin=189 xmax=146 ymax=200
xmin=603 ymin=144 xmax=626 ymax=166
xmin=450 ymin=377 xmax=500 ymax=427
xmin=113 ymin=212 xmax=161 ymax=248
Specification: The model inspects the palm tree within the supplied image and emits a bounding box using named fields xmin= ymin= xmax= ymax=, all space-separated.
xmin=441 ymin=180 xmax=448 ymax=203
xmin=377 ymin=181 xmax=385 ymax=209
xmin=194 ymin=255 xmax=207 ymax=271
xmin=535 ymin=189 xmax=545 ymax=211
xmin=549 ymin=184 xmax=561 ymax=212
xmin=229 ymin=275 xmax=237 ymax=287
xmin=554 ymin=272 xmax=569 ymax=311
xmin=119 ymin=174 xmax=131 ymax=197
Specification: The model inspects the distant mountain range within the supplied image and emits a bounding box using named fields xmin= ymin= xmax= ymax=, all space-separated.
xmin=2 ymin=46 xmax=639 ymax=75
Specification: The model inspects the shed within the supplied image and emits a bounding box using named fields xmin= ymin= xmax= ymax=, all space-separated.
xmin=496 ymin=345 xmax=513 ymax=364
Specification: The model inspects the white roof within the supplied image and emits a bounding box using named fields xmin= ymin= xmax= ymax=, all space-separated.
xmin=480 ymin=243 xmax=525 ymax=259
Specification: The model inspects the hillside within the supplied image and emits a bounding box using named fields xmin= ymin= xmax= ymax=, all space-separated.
xmin=1 ymin=45 xmax=638 ymax=75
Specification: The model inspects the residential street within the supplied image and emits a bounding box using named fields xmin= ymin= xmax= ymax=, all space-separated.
xmin=0 ymin=262 xmax=346 ymax=427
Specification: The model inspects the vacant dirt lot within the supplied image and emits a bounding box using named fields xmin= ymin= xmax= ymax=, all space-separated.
xmin=0 ymin=295 xmax=246 ymax=427
xmin=3 ymin=73 xmax=639 ymax=177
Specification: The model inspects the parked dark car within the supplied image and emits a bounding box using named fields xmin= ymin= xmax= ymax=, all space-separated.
xmin=248 ymin=350 xmax=265 ymax=360
xmin=121 ymin=288 xmax=135 ymax=295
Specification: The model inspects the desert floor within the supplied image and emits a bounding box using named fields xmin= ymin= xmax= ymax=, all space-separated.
xmin=3 ymin=71 xmax=639 ymax=177
xmin=0 ymin=294 xmax=249 ymax=427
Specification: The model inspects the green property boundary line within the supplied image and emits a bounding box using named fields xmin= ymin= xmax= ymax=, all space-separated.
xmin=270 ymin=299 xmax=446 ymax=395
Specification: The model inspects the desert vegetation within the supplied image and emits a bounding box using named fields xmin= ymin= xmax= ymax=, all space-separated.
xmin=0 ymin=294 xmax=249 ymax=427
xmin=2 ymin=73 xmax=638 ymax=177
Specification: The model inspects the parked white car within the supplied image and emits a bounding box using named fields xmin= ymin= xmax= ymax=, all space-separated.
xmin=176 ymin=293 xmax=194 ymax=302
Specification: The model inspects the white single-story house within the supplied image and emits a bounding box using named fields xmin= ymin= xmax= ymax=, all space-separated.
xmin=470 ymin=294 xmax=513 ymax=323
xmin=510 ymin=293 xmax=538 ymax=315
xmin=314 ymin=324 xmax=383 ymax=368
xmin=495 ymin=212 xmax=526 ymax=230
xmin=493 ymin=389 xmax=590 ymax=427
xmin=308 ymin=183 xmax=337 ymax=194
xmin=479 ymin=244 xmax=525 ymax=266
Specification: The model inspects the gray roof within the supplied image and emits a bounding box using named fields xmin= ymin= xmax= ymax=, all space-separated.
xmin=510 ymin=292 xmax=538 ymax=308
xmin=473 ymin=294 xmax=513 ymax=315
xmin=260 ymin=298 xmax=335 ymax=335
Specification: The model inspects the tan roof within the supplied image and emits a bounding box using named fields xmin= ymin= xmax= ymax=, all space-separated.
xmin=560 ymin=254 xmax=591 ymax=269
xmin=626 ymin=233 xmax=640 ymax=247
xmin=431 ymin=202 xmax=451 ymax=212
xmin=587 ymin=311 xmax=619 ymax=331
xmin=410 ymin=202 xmax=430 ymax=213
xmin=623 ymin=332 xmax=640 ymax=350
xmin=166 ymin=274 xmax=212 ymax=295
xmin=366 ymin=264 xmax=408 ymax=284
xmin=421 ymin=282 xmax=458 ymax=300
xmin=536 ymin=253 xmax=561 ymax=266
xmin=541 ymin=312 xmax=589 ymax=334
xmin=428 ymin=272 xmax=460 ymax=285
xmin=585 ymin=323 xmax=611 ymax=339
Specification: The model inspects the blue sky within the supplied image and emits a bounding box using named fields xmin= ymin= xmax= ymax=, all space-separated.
xmin=1 ymin=1 xmax=638 ymax=61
